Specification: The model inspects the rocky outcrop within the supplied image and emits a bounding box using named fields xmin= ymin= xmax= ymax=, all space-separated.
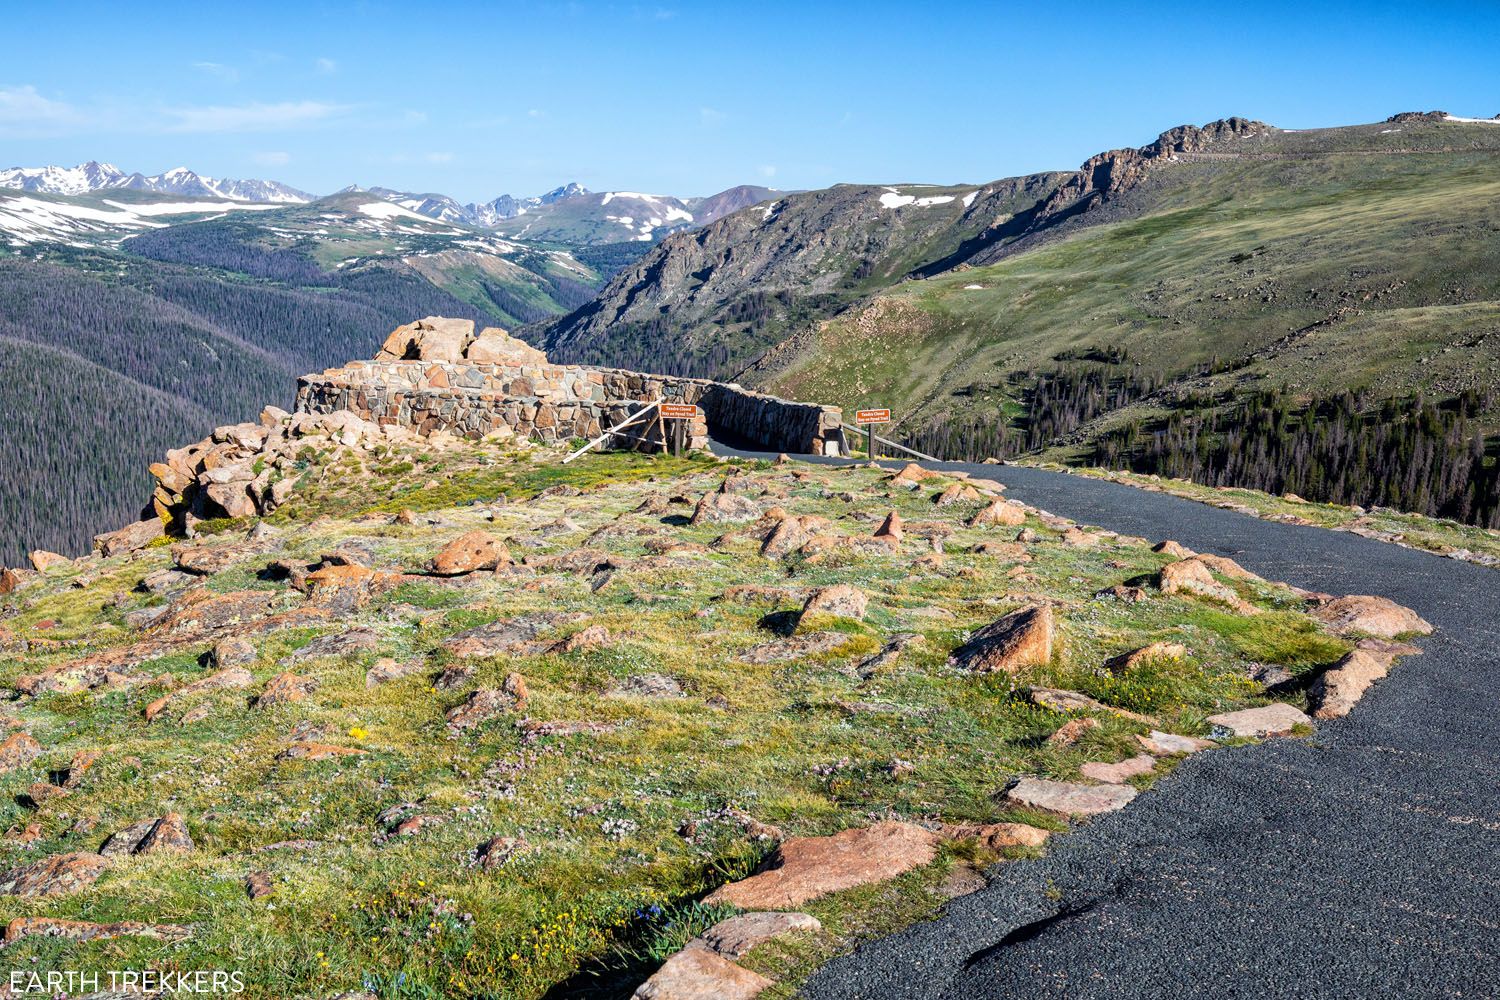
xmin=373 ymin=316 xmax=546 ymax=365
xmin=1026 ymin=117 xmax=1270 ymax=229
xmin=146 ymin=405 xmax=428 ymax=528
xmin=948 ymin=605 xmax=1054 ymax=673
xmin=0 ymin=852 xmax=108 ymax=897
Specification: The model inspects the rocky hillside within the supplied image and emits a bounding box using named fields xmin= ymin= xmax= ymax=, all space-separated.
xmin=0 ymin=396 xmax=1429 ymax=997
xmin=533 ymin=118 xmax=1288 ymax=380
xmin=537 ymin=174 xmax=1067 ymax=377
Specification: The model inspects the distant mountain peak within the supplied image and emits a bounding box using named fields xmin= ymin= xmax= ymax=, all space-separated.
xmin=541 ymin=182 xmax=588 ymax=203
xmin=0 ymin=161 xmax=312 ymax=203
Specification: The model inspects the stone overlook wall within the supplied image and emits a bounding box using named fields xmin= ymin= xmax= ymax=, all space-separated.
xmin=295 ymin=332 xmax=846 ymax=457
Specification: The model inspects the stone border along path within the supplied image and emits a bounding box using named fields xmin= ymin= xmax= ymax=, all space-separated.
xmin=709 ymin=443 xmax=1499 ymax=1000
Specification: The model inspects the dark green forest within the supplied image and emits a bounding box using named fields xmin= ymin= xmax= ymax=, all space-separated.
xmin=1095 ymin=388 xmax=1500 ymax=527
xmin=0 ymin=253 xmax=503 ymax=563
xmin=902 ymin=363 xmax=1500 ymax=531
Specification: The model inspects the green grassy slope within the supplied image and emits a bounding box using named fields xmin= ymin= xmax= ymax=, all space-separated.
xmin=765 ymin=130 xmax=1500 ymax=455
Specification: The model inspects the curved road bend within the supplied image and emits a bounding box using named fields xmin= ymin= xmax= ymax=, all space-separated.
xmin=715 ymin=447 xmax=1500 ymax=999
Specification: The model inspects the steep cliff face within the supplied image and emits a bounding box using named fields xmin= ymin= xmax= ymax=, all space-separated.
xmin=986 ymin=117 xmax=1274 ymax=250
xmin=535 ymin=119 xmax=1272 ymax=381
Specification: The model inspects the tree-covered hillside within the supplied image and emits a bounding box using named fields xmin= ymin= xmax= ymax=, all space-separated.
xmin=0 ymin=252 xmax=503 ymax=562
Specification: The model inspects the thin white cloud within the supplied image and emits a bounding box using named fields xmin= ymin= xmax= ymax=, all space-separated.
xmin=0 ymin=84 xmax=352 ymax=138
xmin=315 ymin=57 xmax=337 ymax=76
xmin=162 ymin=100 xmax=350 ymax=134
xmin=0 ymin=85 xmax=86 ymax=136
xmin=254 ymin=150 xmax=291 ymax=166
xmin=527 ymin=108 xmax=545 ymax=119
xmin=699 ymin=106 xmax=726 ymax=126
xmin=424 ymin=151 xmax=455 ymax=164
xmin=192 ymin=61 xmax=240 ymax=83
xmin=758 ymin=164 xmax=777 ymax=178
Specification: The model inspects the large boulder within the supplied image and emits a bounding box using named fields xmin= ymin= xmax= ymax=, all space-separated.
xmin=144 ymin=666 xmax=254 ymax=722
xmin=445 ymin=674 xmax=528 ymax=729
xmin=465 ymin=327 xmax=548 ymax=365
xmin=799 ymin=584 xmax=868 ymax=621
xmin=968 ymin=499 xmax=1026 ymax=528
xmin=704 ymin=821 xmax=938 ymax=909
xmin=948 ymin=605 xmax=1054 ymax=673
xmin=430 ymin=531 xmax=512 ymax=575
xmin=28 ymin=550 xmax=69 ymax=572
xmin=93 ymin=518 xmax=164 ymax=557
xmin=0 ymin=733 xmax=42 ymax=773
xmin=1310 ymin=595 xmax=1433 ymax=639
xmin=1158 ymin=556 xmax=1257 ymax=613
xmin=690 ymin=491 xmax=761 ymax=525
xmin=373 ymin=316 xmax=476 ymax=362
xmin=254 ymin=672 xmax=318 ymax=708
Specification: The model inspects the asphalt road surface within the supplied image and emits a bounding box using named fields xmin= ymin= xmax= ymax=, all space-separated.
xmin=718 ymin=447 xmax=1500 ymax=1000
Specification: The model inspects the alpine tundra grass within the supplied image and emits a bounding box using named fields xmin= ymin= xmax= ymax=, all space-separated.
xmin=0 ymin=440 xmax=1371 ymax=998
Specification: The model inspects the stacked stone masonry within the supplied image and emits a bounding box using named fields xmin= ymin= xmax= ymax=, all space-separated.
xmin=295 ymin=360 xmax=847 ymax=456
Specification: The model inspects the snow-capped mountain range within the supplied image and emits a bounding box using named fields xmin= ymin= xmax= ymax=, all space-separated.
xmin=0 ymin=161 xmax=312 ymax=203
xmin=350 ymin=181 xmax=588 ymax=229
xmin=2 ymin=162 xmax=782 ymax=245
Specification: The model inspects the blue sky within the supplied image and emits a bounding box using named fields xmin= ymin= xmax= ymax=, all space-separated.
xmin=3 ymin=0 xmax=1497 ymax=201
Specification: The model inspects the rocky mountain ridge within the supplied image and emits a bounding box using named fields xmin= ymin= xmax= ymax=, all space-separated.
xmin=536 ymin=117 xmax=1281 ymax=379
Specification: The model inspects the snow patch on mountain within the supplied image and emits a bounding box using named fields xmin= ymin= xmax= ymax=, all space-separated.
xmin=357 ymin=201 xmax=432 ymax=221
xmin=878 ymin=187 xmax=957 ymax=209
xmin=0 ymin=193 xmax=281 ymax=246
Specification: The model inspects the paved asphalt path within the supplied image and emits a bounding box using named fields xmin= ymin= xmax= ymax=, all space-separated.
xmin=717 ymin=447 xmax=1500 ymax=999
